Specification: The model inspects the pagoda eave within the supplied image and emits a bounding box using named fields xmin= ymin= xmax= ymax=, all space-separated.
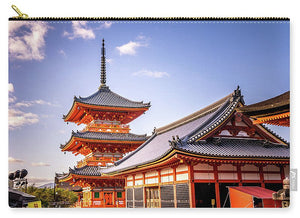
xmin=61 ymin=136 xmax=146 ymax=152
xmin=64 ymin=101 xmax=149 ymax=124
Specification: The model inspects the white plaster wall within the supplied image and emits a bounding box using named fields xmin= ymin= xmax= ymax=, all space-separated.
xmin=236 ymin=131 xmax=248 ymax=137
xmin=241 ymin=164 xmax=259 ymax=171
xmin=219 ymin=130 xmax=231 ymax=136
xmin=176 ymin=173 xmax=188 ymax=181
xmin=127 ymin=181 xmax=133 ymax=187
xmin=176 ymin=164 xmax=188 ymax=172
xmin=218 ymin=172 xmax=238 ymax=180
xmin=135 ymin=180 xmax=143 ymax=186
xmin=263 ymin=165 xmax=280 ymax=172
xmin=127 ymin=175 xmax=133 ymax=180
xmin=264 ymin=173 xmax=281 ymax=181
xmin=135 ymin=173 xmax=143 ymax=179
xmin=218 ymin=164 xmax=236 ymax=171
xmin=161 ymin=175 xmax=174 ymax=183
xmin=241 ymin=173 xmax=260 ymax=180
xmin=145 ymin=171 xmax=158 ymax=178
xmin=194 ymin=172 xmax=214 ymax=180
xmin=193 ymin=163 xmax=213 ymax=171
xmin=161 ymin=167 xmax=173 ymax=175
xmin=145 ymin=177 xmax=158 ymax=184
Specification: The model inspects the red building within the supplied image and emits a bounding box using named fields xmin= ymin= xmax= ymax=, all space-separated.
xmin=102 ymin=87 xmax=289 ymax=208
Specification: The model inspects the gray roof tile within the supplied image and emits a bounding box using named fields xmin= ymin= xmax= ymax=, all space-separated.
xmin=70 ymin=165 xmax=103 ymax=176
xmin=60 ymin=131 xmax=147 ymax=149
xmin=73 ymin=131 xmax=147 ymax=141
xmin=178 ymin=138 xmax=289 ymax=158
xmin=75 ymin=86 xmax=150 ymax=108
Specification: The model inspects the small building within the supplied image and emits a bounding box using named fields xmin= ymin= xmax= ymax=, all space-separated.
xmin=228 ymin=186 xmax=281 ymax=208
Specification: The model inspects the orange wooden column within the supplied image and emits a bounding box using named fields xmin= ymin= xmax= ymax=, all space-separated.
xmin=279 ymin=165 xmax=285 ymax=180
xmin=213 ymin=164 xmax=221 ymax=208
xmin=188 ymin=163 xmax=196 ymax=208
xmin=259 ymin=165 xmax=265 ymax=188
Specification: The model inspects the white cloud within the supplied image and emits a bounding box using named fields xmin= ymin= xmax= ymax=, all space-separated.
xmin=15 ymin=99 xmax=56 ymax=108
xmin=8 ymin=83 xmax=14 ymax=93
xmin=133 ymin=69 xmax=170 ymax=78
xmin=116 ymin=34 xmax=149 ymax=55
xmin=9 ymin=108 xmax=39 ymax=129
xmin=8 ymin=83 xmax=57 ymax=129
xmin=8 ymin=83 xmax=16 ymax=103
xmin=101 ymin=22 xmax=112 ymax=29
xmin=31 ymin=162 xmax=51 ymax=167
xmin=116 ymin=41 xmax=143 ymax=55
xmin=9 ymin=21 xmax=49 ymax=61
xmin=64 ymin=21 xmax=95 ymax=40
xmin=9 ymin=157 xmax=24 ymax=163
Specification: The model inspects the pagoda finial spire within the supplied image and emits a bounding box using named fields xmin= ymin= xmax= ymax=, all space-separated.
xmin=100 ymin=38 xmax=106 ymax=88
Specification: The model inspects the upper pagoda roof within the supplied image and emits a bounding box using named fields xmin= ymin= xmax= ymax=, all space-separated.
xmin=63 ymin=39 xmax=150 ymax=124
xmin=102 ymin=87 xmax=289 ymax=175
xmin=74 ymin=86 xmax=150 ymax=109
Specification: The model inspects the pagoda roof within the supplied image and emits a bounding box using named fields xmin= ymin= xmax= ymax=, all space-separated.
xmin=102 ymin=87 xmax=289 ymax=175
xmin=63 ymin=86 xmax=150 ymax=124
xmin=69 ymin=165 xmax=103 ymax=176
xmin=60 ymin=131 xmax=148 ymax=150
xmin=58 ymin=166 xmax=103 ymax=182
xmin=74 ymin=86 xmax=150 ymax=109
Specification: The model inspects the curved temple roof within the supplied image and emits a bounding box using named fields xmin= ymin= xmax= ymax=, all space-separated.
xmin=69 ymin=165 xmax=103 ymax=176
xmin=102 ymin=87 xmax=289 ymax=175
xmin=237 ymin=91 xmax=290 ymax=116
xmin=75 ymin=86 xmax=150 ymax=109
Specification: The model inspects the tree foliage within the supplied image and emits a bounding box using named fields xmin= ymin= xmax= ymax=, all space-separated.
xmin=23 ymin=185 xmax=78 ymax=208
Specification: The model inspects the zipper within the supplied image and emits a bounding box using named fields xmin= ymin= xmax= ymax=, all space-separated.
xmin=9 ymin=5 xmax=289 ymax=21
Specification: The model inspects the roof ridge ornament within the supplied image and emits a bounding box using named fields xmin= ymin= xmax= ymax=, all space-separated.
xmin=232 ymin=85 xmax=245 ymax=105
xmin=100 ymin=38 xmax=107 ymax=89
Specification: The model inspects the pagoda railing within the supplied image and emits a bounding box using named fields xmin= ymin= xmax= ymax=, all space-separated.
xmin=76 ymin=154 xmax=123 ymax=168
xmin=82 ymin=120 xmax=130 ymax=133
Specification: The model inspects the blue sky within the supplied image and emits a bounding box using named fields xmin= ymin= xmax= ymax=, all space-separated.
xmin=8 ymin=20 xmax=289 ymax=186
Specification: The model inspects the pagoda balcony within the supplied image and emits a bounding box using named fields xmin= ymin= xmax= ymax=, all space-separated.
xmin=76 ymin=153 xmax=123 ymax=168
xmin=82 ymin=120 xmax=130 ymax=133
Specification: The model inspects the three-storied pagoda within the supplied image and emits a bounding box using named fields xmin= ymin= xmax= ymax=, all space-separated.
xmin=58 ymin=39 xmax=150 ymax=208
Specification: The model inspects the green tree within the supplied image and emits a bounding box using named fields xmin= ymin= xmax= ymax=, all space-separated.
xmin=23 ymin=185 xmax=78 ymax=208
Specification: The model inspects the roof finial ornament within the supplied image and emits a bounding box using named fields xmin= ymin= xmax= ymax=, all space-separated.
xmin=100 ymin=38 xmax=107 ymax=89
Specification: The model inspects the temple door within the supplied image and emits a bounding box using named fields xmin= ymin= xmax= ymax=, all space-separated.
xmin=146 ymin=187 xmax=160 ymax=208
xmin=104 ymin=192 xmax=113 ymax=207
